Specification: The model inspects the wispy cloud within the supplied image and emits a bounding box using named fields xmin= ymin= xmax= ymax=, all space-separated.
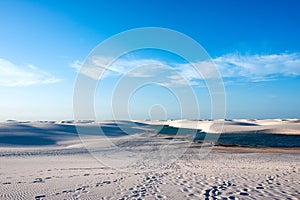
xmin=74 ymin=52 xmax=300 ymax=85
xmin=75 ymin=57 xmax=174 ymax=79
xmin=69 ymin=60 xmax=83 ymax=71
xmin=214 ymin=53 xmax=300 ymax=81
xmin=0 ymin=58 xmax=62 ymax=87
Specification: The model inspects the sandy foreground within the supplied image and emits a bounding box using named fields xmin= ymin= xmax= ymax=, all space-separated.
xmin=0 ymin=120 xmax=299 ymax=200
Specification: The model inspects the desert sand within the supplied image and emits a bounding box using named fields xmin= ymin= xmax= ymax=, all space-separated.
xmin=138 ymin=119 xmax=300 ymax=135
xmin=0 ymin=120 xmax=299 ymax=199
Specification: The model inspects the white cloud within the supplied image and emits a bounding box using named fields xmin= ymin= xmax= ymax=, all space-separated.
xmin=214 ymin=53 xmax=300 ymax=81
xmin=76 ymin=56 xmax=175 ymax=80
xmin=175 ymin=61 xmax=219 ymax=80
xmin=73 ymin=52 xmax=300 ymax=85
xmin=175 ymin=53 xmax=300 ymax=82
xmin=0 ymin=58 xmax=62 ymax=87
xmin=70 ymin=60 xmax=83 ymax=71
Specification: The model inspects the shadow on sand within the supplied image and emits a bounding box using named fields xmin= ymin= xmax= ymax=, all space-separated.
xmin=0 ymin=121 xmax=147 ymax=146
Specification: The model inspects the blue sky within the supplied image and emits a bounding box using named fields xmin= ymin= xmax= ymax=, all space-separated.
xmin=0 ymin=0 xmax=300 ymax=120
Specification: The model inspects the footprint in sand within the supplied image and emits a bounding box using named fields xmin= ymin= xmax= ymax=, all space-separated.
xmin=35 ymin=194 xmax=46 ymax=200
xmin=33 ymin=178 xmax=44 ymax=183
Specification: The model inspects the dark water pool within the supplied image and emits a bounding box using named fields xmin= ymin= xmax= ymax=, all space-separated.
xmin=150 ymin=125 xmax=300 ymax=147
xmin=194 ymin=132 xmax=300 ymax=147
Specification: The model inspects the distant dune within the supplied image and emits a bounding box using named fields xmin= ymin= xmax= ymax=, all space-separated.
xmin=139 ymin=119 xmax=300 ymax=135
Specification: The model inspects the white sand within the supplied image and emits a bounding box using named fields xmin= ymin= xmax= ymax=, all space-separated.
xmin=0 ymin=120 xmax=299 ymax=199
xmin=140 ymin=119 xmax=300 ymax=135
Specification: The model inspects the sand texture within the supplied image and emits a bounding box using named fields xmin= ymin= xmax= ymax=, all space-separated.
xmin=0 ymin=120 xmax=299 ymax=199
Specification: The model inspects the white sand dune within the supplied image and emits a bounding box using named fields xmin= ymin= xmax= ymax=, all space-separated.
xmin=139 ymin=119 xmax=300 ymax=135
xmin=0 ymin=120 xmax=299 ymax=199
